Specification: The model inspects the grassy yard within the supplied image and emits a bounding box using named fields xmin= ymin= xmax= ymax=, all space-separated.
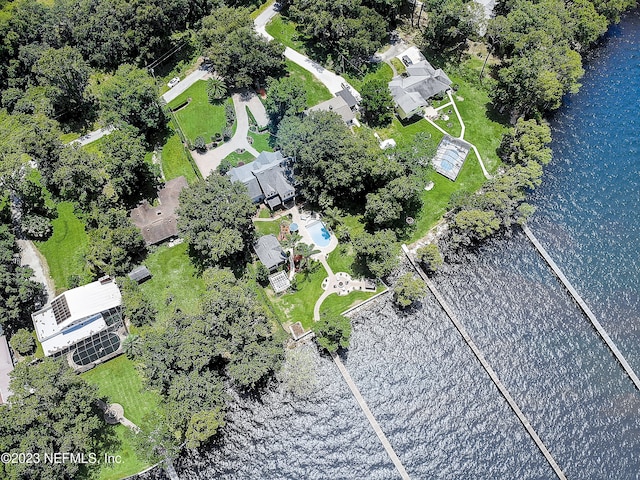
xmin=266 ymin=263 xmax=326 ymax=330
xmin=82 ymin=355 xmax=162 ymax=480
xmin=35 ymin=202 xmax=90 ymax=293
xmin=284 ymin=60 xmax=333 ymax=107
xmin=167 ymin=80 xmax=227 ymax=144
xmin=254 ymin=218 xmax=282 ymax=237
xmin=434 ymin=107 xmax=462 ymax=138
xmin=82 ymin=355 xmax=161 ymax=427
xmin=139 ymin=242 xmax=206 ymax=324
xmin=248 ymin=131 xmax=274 ymax=152
xmin=319 ymin=287 xmax=383 ymax=318
xmin=60 ymin=132 xmax=80 ymax=143
xmin=160 ymin=129 xmax=200 ymax=183
xmin=266 ymin=15 xmax=307 ymax=53
xmin=223 ymin=149 xmax=256 ymax=168
xmin=390 ymin=58 xmax=406 ymax=75
xmin=82 ymin=136 xmax=108 ymax=155
xmin=343 ymin=62 xmax=394 ymax=93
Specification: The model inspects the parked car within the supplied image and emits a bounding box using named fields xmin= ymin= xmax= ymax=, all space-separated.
xmin=401 ymin=55 xmax=413 ymax=66
xmin=167 ymin=77 xmax=180 ymax=88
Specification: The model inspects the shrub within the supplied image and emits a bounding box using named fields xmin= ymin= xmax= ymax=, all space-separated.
xmin=10 ymin=329 xmax=36 ymax=356
xmin=312 ymin=314 xmax=351 ymax=353
xmin=416 ymin=244 xmax=443 ymax=272
xmin=194 ymin=136 xmax=207 ymax=151
xmin=393 ymin=273 xmax=426 ymax=309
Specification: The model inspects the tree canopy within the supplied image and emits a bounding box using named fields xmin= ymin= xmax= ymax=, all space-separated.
xmin=393 ymin=273 xmax=426 ymax=308
xmin=177 ymin=175 xmax=256 ymax=267
xmin=0 ymin=358 xmax=112 ymax=480
xmin=264 ymin=76 xmax=307 ymax=126
xmin=312 ymin=313 xmax=352 ymax=352
xmin=360 ymin=78 xmax=394 ymax=127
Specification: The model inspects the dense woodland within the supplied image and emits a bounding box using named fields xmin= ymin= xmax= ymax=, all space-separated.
xmin=0 ymin=0 xmax=636 ymax=476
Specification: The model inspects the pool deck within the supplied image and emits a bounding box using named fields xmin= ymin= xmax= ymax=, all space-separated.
xmin=290 ymin=206 xmax=339 ymax=258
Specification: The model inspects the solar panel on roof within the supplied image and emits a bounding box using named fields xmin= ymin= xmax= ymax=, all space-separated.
xmin=51 ymin=295 xmax=71 ymax=324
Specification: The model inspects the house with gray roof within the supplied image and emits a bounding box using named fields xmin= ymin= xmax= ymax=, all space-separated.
xmin=254 ymin=234 xmax=287 ymax=271
xmin=227 ymin=151 xmax=295 ymax=210
xmin=389 ymin=60 xmax=452 ymax=119
xmin=307 ymin=95 xmax=355 ymax=125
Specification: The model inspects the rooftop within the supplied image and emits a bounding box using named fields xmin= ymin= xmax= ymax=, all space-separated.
xmin=130 ymin=176 xmax=188 ymax=245
xmin=308 ymin=96 xmax=355 ymax=124
xmin=254 ymin=234 xmax=287 ymax=271
xmin=389 ymin=60 xmax=452 ymax=116
xmin=32 ymin=277 xmax=122 ymax=357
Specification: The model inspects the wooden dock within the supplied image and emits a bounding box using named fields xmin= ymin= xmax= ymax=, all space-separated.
xmin=402 ymin=245 xmax=567 ymax=480
xmin=522 ymin=224 xmax=640 ymax=392
xmin=331 ymin=351 xmax=411 ymax=479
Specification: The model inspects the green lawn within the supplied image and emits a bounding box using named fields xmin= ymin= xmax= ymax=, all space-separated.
xmin=254 ymin=219 xmax=282 ymax=237
xmin=35 ymin=202 xmax=90 ymax=293
xmin=390 ymin=58 xmax=406 ymax=75
xmin=82 ymin=356 xmax=162 ymax=480
xmin=284 ymin=60 xmax=333 ymax=108
xmin=82 ymin=355 xmax=161 ymax=427
xmin=267 ymin=263 xmax=326 ymax=330
xmin=266 ymin=15 xmax=307 ymax=53
xmin=82 ymin=136 xmax=107 ymax=155
xmin=160 ymin=129 xmax=200 ymax=183
xmin=167 ymin=80 xmax=227 ymax=144
xmin=343 ymin=62 xmax=394 ymax=93
xmin=434 ymin=108 xmax=462 ymax=138
xmin=139 ymin=242 xmax=206 ymax=324
xmin=248 ymin=131 xmax=274 ymax=152
xmin=60 ymin=132 xmax=80 ymax=143
xmin=96 ymin=424 xmax=149 ymax=480
xmin=258 ymin=207 xmax=272 ymax=219
xmin=320 ymin=287 xmax=383 ymax=318
xmin=223 ymin=149 xmax=256 ymax=168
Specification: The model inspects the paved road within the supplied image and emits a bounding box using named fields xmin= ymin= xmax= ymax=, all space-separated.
xmin=254 ymin=4 xmax=360 ymax=99
xmin=161 ymin=67 xmax=211 ymax=104
xmin=69 ymin=126 xmax=116 ymax=147
xmin=191 ymin=91 xmax=262 ymax=177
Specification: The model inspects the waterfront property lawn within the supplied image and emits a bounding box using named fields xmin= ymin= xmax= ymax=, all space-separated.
xmin=284 ymin=60 xmax=333 ymax=107
xmin=434 ymin=108 xmax=462 ymax=138
xmin=35 ymin=202 xmax=90 ymax=293
xmin=139 ymin=242 xmax=206 ymax=324
xmin=167 ymin=80 xmax=227 ymax=143
xmin=266 ymin=263 xmax=326 ymax=330
xmin=320 ymin=287 xmax=383 ymax=318
xmin=82 ymin=355 xmax=161 ymax=427
xmin=82 ymin=355 xmax=161 ymax=480
xmin=248 ymin=131 xmax=275 ymax=152
xmin=255 ymin=219 xmax=282 ymax=237
xmin=96 ymin=424 xmax=148 ymax=480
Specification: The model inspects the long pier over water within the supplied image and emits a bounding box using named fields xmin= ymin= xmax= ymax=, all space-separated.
xmin=522 ymin=224 xmax=640 ymax=392
xmin=402 ymin=245 xmax=567 ymax=480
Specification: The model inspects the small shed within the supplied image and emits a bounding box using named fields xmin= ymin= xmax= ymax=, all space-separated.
xmin=128 ymin=266 xmax=152 ymax=284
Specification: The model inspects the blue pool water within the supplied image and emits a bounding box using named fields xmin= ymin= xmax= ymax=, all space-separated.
xmin=306 ymin=221 xmax=331 ymax=247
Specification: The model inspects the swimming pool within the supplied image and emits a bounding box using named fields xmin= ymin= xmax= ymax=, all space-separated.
xmin=306 ymin=221 xmax=331 ymax=248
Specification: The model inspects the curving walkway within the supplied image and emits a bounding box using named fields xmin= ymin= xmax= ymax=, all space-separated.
xmin=191 ymin=91 xmax=265 ymax=177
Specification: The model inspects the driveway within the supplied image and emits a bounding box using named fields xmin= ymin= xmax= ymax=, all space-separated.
xmin=161 ymin=66 xmax=211 ymax=104
xmin=191 ymin=91 xmax=261 ymax=177
xmin=254 ymin=4 xmax=361 ymax=99
xmin=69 ymin=126 xmax=116 ymax=146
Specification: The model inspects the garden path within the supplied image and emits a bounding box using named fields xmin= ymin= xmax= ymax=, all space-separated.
xmin=191 ymin=92 xmax=262 ymax=177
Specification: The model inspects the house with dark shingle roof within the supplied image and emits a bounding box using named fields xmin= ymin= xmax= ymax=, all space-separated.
xmin=254 ymin=234 xmax=287 ymax=271
xmin=129 ymin=176 xmax=188 ymax=245
xmin=307 ymin=95 xmax=355 ymax=125
xmin=389 ymin=60 xmax=452 ymax=119
xmin=227 ymin=151 xmax=295 ymax=210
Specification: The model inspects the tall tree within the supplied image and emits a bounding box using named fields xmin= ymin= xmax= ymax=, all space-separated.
xmin=393 ymin=273 xmax=427 ymax=308
xmin=177 ymin=175 xmax=256 ymax=267
xmin=421 ymin=0 xmax=483 ymax=56
xmin=312 ymin=313 xmax=352 ymax=352
xmin=264 ymin=75 xmax=307 ymax=126
xmin=0 ymin=358 xmax=112 ymax=480
xmin=360 ymin=78 xmax=394 ymax=127
xmin=353 ymin=229 xmax=399 ymax=278
xmin=32 ymin=46 xmax=91 ymax=118
xmin=99 ymin=64 xmax=163 ymax=136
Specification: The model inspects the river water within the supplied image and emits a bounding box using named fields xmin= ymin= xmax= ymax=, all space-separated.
xmin=142 ymin=11 xmax=640 ymax=480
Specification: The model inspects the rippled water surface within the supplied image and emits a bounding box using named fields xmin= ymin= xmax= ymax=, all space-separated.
xmin=142 ymin=11 xmax=640 ymax=480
